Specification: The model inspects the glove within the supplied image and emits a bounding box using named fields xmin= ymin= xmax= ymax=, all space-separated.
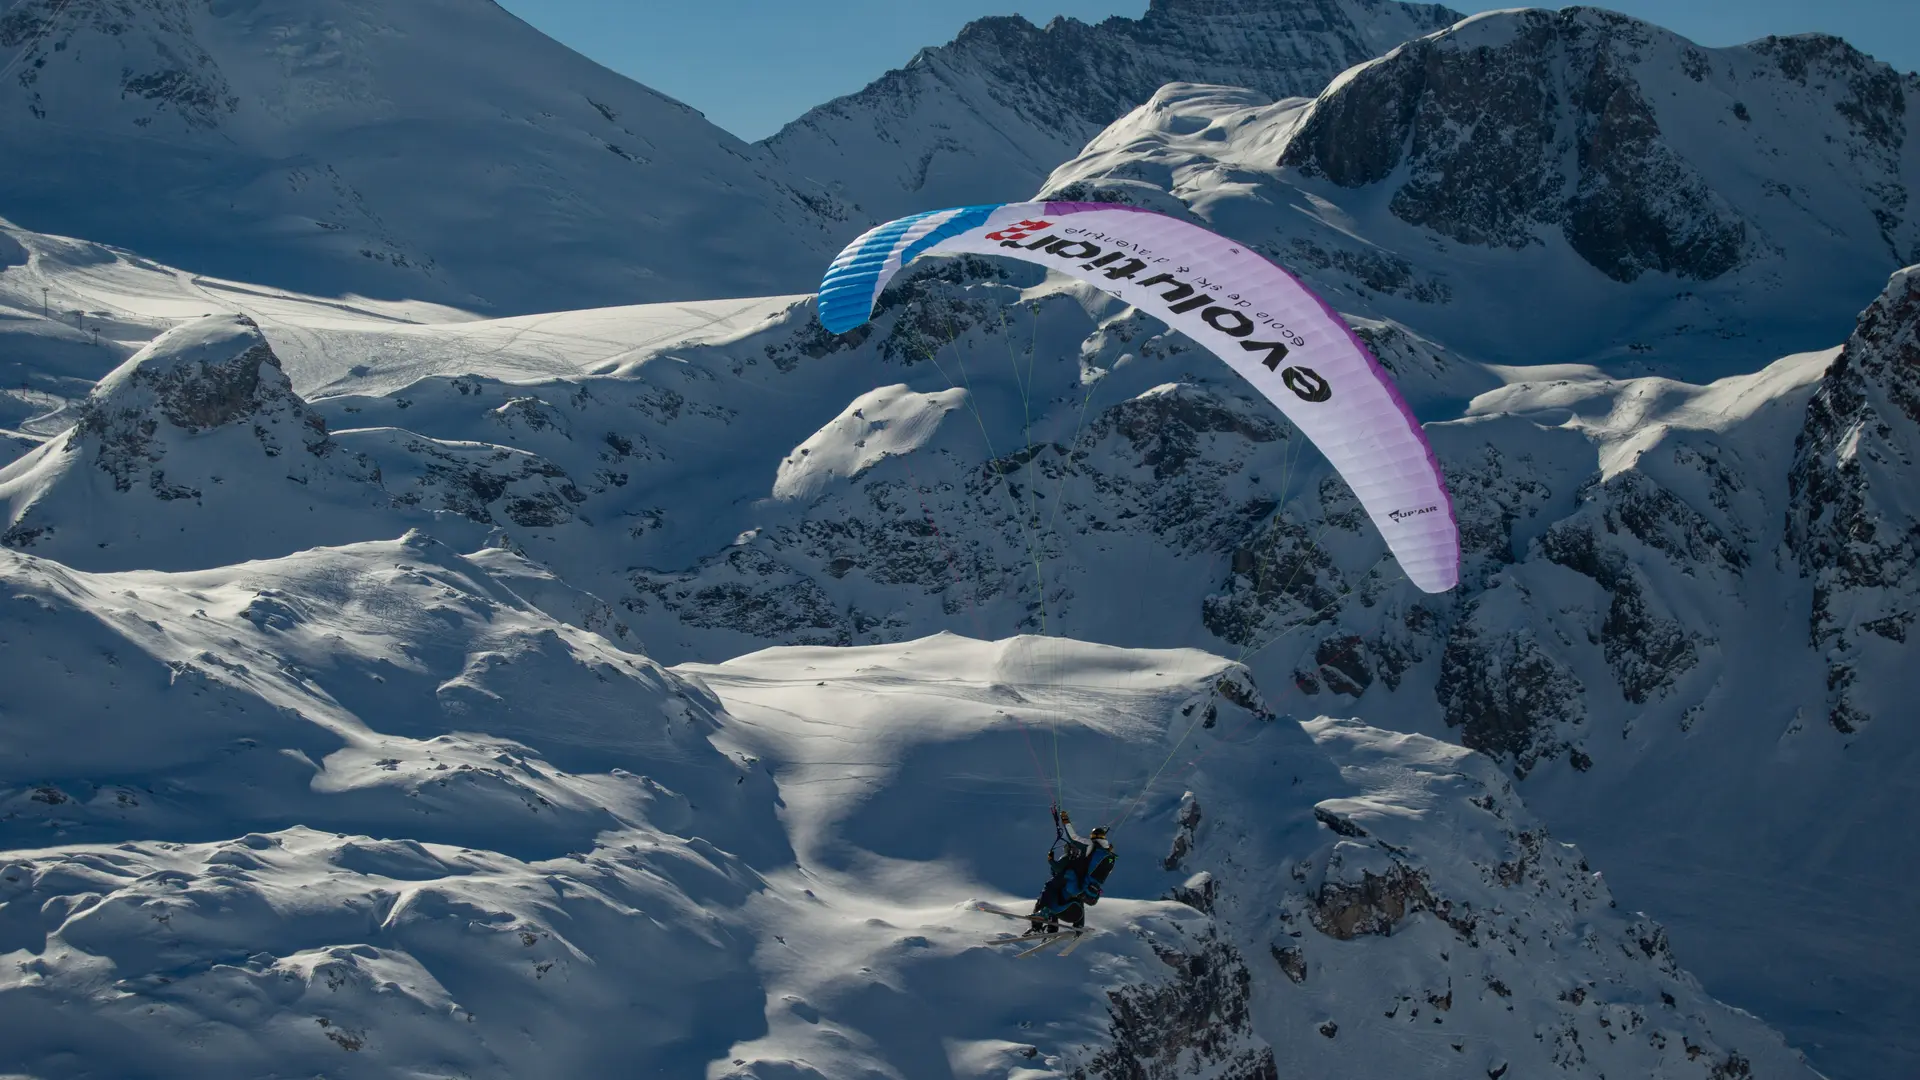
xmin=1058 ymin=810 xmax=1071 ymax=825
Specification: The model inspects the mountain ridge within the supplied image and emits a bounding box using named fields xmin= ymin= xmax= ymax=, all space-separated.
xmin=0 ymin=2 xmax=1916 ymax=1076
xmin=763 ymin=0 xmax=1464 ymax=226
xmin=0 ymin=0 xmax=848 ymax=312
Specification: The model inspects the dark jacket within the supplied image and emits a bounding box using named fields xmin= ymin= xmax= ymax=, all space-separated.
xmin=1048 ymin=821 xmax=1117 ymax=905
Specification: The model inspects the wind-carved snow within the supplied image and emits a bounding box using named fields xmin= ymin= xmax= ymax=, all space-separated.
xmin=0 ymin=539 xmax=1818 ymax=1077
xmin=773 ymin=384 xmax=968 ymax=502
xmin=0 ymin=532 xmax=789 ymax=1077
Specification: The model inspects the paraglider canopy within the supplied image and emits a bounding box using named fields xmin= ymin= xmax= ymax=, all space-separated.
xmin=817 ymin=200 xmax=1461 ymax=593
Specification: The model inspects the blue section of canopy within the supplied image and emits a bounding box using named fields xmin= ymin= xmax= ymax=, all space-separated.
xmin=817 ymin=204 xmax=1002 ymax=334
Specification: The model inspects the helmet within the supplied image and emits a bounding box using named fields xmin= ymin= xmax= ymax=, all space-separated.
xmin=1090 ymin=826 xmax=1109 ymax=841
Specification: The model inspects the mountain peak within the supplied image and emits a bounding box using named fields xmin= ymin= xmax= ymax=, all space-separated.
xmin=86 ymin=315 xmax=297 ymax=435
xmin=1788 ymin=263 xmax=1920 ymax=732
xmin=0 ymin=0 xmax=844 ymax=311
xmin=0 ymin=314 xmax=395 ymax=570
xmin=1274 ymin=4 xmax=1915 ymax=284
xmin=765 ymin=0 xmax=1462 ymax=227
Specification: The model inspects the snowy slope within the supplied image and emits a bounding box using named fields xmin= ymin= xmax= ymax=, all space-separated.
xmin=3 ymin=174 xmax=1912 ymax=1069
xmin=2 ymin=4 xmax=1916 ymax=1075
xmin=0 ymin=214 xmax=800 ymax=469
xmin=0 ymin=533 xmax=789 ymax=1077
xmin=0 ymin=314 xmax=416 ymax=570
xmin=1041 ymin=10 xmax=1920 ymax=375
xmin=164 ymin=251 xmax=1898 ymax=1077
xmin=0 ymin=0 xmax=847 ymax=311
xmin=764 ymin=0 xmax=1460 ymax=226
xmin=0 ymin=552 xmax=1820 ymax=1079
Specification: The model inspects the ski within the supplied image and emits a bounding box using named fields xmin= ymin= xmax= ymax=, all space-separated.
xmin=1056 ymin=929 xmax=1090 ymax=957
xmin=1015 ymin=933 xmax=1070 ymax=958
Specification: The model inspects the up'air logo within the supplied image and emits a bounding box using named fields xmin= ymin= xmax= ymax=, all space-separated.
xmin=985 ymin=219 xmax=1053 ymax=243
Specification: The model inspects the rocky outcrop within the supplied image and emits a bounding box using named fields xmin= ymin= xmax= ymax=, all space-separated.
xmin=1282 ymin=10 xmax=1750 ymax=280
xmin=1538 ymin=504 xmax=1706 ymax=706
xmin=1786 ymin=265 xmax=1920 ymax=731
xmin=0 ymin=315 xmax=393 ymax=568
xmin=1277 ymin=9 xmax=1918 ymax=283
xmin=1307 ymin=858 xmax=1435 ymax=939
xmin=70 ymin=315 xmax=364 ymax=493
xmin=1076 ymin=927 xmax=1277 ymax=1080
xmin=1154 ymin=719 xmax=1817 ymax=1079
xmin=338 ymin=428 xmax=587 ymax=530
xmin=1435 ymin=592 xmax=1588 ymax=776
xmin=630 ymin=545 xmax=860 ymax=647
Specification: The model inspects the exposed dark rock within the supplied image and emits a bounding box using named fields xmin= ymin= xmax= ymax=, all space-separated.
xmin=357 ymin=432 xmax=585 ymax=529
xmin=1304 ymin=633 xmax=1374 ymax=696
xmin=1436 ymin=601 xmax=1586 ymax=774
xmin=629 ymin=546 xmax=857 ymax=646
xmin=1164 ymin=792 xmax=1203 ymax=871
xmin=1169 ymin=870 xmax=1216 ymax=914
xmin=1309 ymin=862 xmax=1434 ymax=939
xmin=1203 ymin=510 xmax=1345 ymax=647
xmin=1312 ymin=805 xmax=1368 ymax=839
xmin=1097 ymin=384 xmax=1281 ymax=482
xmin=1538 ymin=516 xmax=1701 ymax=704
xmin=1075 ymin=928 xmax=1277 ymax=1080
xmin=1281 ymin=9 xmax=1783 ymax=281
xmin=1288 ymin=239 xmax=1453 ymax=304
xmin=1271 ymin=943 xmax=1307 ymax=984
xmin=1446 ymin=445 xmax=1556 ymax=572
xmin=1786 ymin=266 xmax=1920 ymax=730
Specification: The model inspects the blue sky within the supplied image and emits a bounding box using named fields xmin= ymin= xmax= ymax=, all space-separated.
xmin=496 ymin=2 xmax=1920 ymax=142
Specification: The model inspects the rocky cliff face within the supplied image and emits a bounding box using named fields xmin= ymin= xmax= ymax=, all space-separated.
xmin=764 ymin=0 xmax=1461 ymax=225
xmin=1041 ymin=10 xmax=1918 ymax=374
xmin=1786 ymin=266 xmax=1920 ymax=733
xmin=1276 ymin=9 xmax=1918 ymax=282
xmin=1148 ymin=718 xmax=1817 ymax=1080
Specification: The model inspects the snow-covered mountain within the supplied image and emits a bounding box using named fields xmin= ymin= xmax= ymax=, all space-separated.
xmin=0 ymin=315 xmax=404 ymax=568
xmin=764 ymin=0 xmax=1461 ymax=226
xmin=4 ymin=3 xmax=1919 ymax=1076
xmin=0 ymin=0 xmax=848 ymax=311
xmin=1043 ymin=8 xmax=1920 ymax=374
xmin=0 ymin=543 xmax=1820 ymax=1078
xmin=3 ymin=216 xmax=1904 ymax=1071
